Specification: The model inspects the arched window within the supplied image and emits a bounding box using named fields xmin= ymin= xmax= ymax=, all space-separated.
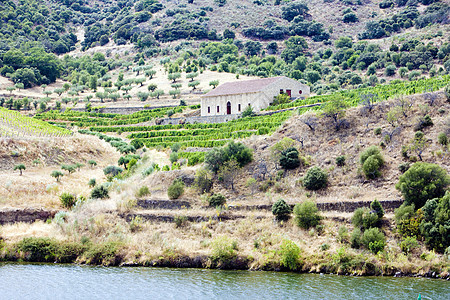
xmin=227 ymin=101 xmax=231 ymax=115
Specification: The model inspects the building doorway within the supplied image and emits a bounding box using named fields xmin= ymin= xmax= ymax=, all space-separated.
xmin=227 ymin=101 xmax=231 ymax=115
xmin=286 ymin=89 xmax=291 ymax=97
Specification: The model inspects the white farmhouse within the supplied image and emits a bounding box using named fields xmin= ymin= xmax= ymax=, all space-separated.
xmin=201 ymin=76 xmax=310 ymax=116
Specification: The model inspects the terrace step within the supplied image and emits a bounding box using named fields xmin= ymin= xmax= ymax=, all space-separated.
xmin=136 ymin=199 xmax=191 ymax=210
xmin=227 ymin=199 xmax=403 ymax=213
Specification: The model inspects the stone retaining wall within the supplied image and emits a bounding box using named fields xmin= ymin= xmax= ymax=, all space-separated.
xmin=228 ymin=199 xmax=403 ymax=213
xmin=0 ymin=208 xmax=57 ymax=225
xmin=137 ymin=199 xmax=191 ymax=210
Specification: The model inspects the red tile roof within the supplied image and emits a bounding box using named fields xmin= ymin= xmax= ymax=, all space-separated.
xmin=203 ymin=76 xmax=285 ymax=97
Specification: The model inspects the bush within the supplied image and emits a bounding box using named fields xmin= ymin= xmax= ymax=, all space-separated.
xmin=279 ymin=147 xmax=300 ymax=170
xmin=167 ymin=179 xmax=184 ymax=200
xmin=414 ymin=115 xmax=433 ymax=132
xmin=208 ymin=193 xmax=226 ymax=207
xmin=242 ymin=105 xmax=255 ymax=117
xmin=272 ymin=199 xmax=291 ymax=221
xmin=279 ymin=240 xmax=301 ymax=271
xmin=361 ymin=228 xmax=385 ymax=253
xmin=337 ymin=226 xmax=349 ymax=243
xmin=17 ymin=237 xmax=57 ymax=262
xmin=91 ymin=185 xmax=109 ymax=199
xmin=352 ymin=208 xmax=379 ymax=230
xmin=396 ymin=162 xmax=449 ymax=209
xmin=303 ymin=166 xmax=328 ymax=190
xmin=370 ymin=199 xmax=384 ymax=219
xmin=445 ymin=83 xmax=450 ymax=101
xmin=398 ymin=162 xmax=411 ymax=173
xmin=174 ymin=215 xmax=188 ymax=228
xmin=374 ymin=127 xmax=382 ymax=135
xmin=293 ymin=201 xmax=321 ymax=229
xmin=88 ymin=178 xmax=96 ymax=188
xmin=103 ymin=165 xmax=123 ymax=177
xmin=60 ymin=192 xmax=76 ymax=208
xmin=419 ymin=193 xmax=450 ymax=252
xmin=211 ymin=236 xmax=237 ymax=264
xmin=335 ymin=155 xmax=346 ymax=166
xmin=350 ymin=228 xmax=362 ymax=249
xmin=437 ymin=132 xmax=448 ymax=146
xmin=136 ymin=186 xmax=150 ymax=198
xmin=400 ymin=237 xmax=419 ymax=254
xmin=360 ymin=146 xmax=384 ymax=179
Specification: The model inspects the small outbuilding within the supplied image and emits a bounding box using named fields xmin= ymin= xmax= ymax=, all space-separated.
xmin=201 ymin=76 xmax=309 ymax=116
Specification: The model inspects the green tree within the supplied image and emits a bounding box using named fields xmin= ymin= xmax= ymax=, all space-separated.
xmin=188 ymin=80 xmax=200 ymax=90
xmin=320 ymin=97 xmax=349 ymax=131
xmin=147 ymin=83 xmax=157 ymax=92
xmin=209 ymin=80 xmax=219 ymax=89
xmin=14 ymin=164 xmax=26 ymax=175
xmin=219 ymin=160 xmax=240 ymax=191
xmin=279 ymin=240 xmax=301 ymax=271
xmin=396 ymin=162 xmax=449 ymax=209
xmin=51 ymin=170 xmax=63 ymax=182
xmin=168 ymin=72 xmax=181 ymax=83
xmin=186 ymin=72 xmax=198 ymax=82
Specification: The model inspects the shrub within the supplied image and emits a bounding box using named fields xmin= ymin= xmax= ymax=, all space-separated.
xmin=17 ymin=237 xmax=57 ymax=262
xmin=400 ymin=237 xmax=419 ymax=254
xmin=352 ymin=208 xmax=379 ymax=230
xmin=60 ymin=192 xmax=76 ymax=208
xmin=420 ymin=193 xmax=450 ymax=252
xmin=194 ymin=168 xmax=212 ymax=194
xmin=350 ymin=228 xmax=362 ymax=249
xmin=394 ymin=203 xmax=416 ymax=224
xmin=208 ymin=193 xmax=226 ymax=207
xmin=360 ymin=146 xmax=384 ymax=179
xmin=279 ymin=147 xmax=300 ymax=170
xmin=335 ymin=155 xmax=346 ymax=166
xmin=136 ymin=186 xmax=150 ymax=198
xmin=293 ymin=201 xmax=321 ymax=229
xmin=167 ymin=179 xmax=184 ymax=200
xmin=437 ymin=132 xmax=448 ymax=146
xmin=88 ymin=178 xmax=96 ymax=188
xmin=396 ymin=162 xmax=449 ymax=209
xmin=91 ymin=185 xmax=109 ymax=199
xmin=303 ymin=166 xmax=328 ymax=190
xmin=361 ymin=228 xmax=385 ymax=253
xmin=174 ymin=215 xmax=188 ymax=228
xmin=129 ymin=216 xmax=143 ymax=232
xmin=414 ymin=115 xmax=433 ymax=131
xmin=103 ymin=165 xmax=123 ymax=177
xmin=374 ymin=127 xmax=382 ymax=135
xmin=337 ymin=226 xmax=349 ymax=243
xmin=242 ymin=105 xmax=255 ymax=117
xmin=370 ymin=199 xmax=384 ymax=219
xmin=211 ymin=236 xmax=237 ymax=264
xmin=445 ymin=83 xmax=450 ymax=101
xmin=279 ymin=240 xmax=301 ymax=271
xmin=398 ymin=162 xmax=411 ymax=173
xmin=272 ymin=199 xmax=291 ymax=221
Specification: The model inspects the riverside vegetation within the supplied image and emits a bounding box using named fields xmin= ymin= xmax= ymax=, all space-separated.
xmin=0 ymin=0 xmax=449 ymax=278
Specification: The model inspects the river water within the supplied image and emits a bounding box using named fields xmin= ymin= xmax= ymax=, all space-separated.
xmin=0 ymin=263 xmax=448 ymax=299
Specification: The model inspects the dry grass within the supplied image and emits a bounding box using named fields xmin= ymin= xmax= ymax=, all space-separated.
xmin=0 ymin=134 xmax=120 ymax=208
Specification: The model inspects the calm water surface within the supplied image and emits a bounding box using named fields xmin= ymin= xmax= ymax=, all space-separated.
xmin=0 ymin=263 xmax=448 ymax=300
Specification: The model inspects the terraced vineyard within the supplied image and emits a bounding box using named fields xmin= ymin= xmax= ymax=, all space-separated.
xmin=266 ymin=75 xmax=450 ymax=111
xmin=0 ymin=107 xmax=72 ymax=138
